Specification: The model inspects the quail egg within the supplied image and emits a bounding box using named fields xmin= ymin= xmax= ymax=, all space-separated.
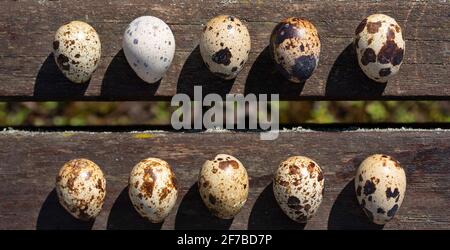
xmin=273 ymin=156 xmax=324 ymax=223
xmin=198 ymin=154 xmax=249 ymax=219
xmin=354 ymin=14 xmax=405 ymax=83
xmin=270 ymin=18 xmax=321 ymax=83
xmin=200 ymin=15 xmax=251 ymax=80
xmin=123 ymin=16 xmax=176 ymax=83
xmin=355 ymin=154 xmax=407 ymax=225
xmin=128 ymin=158 xmax=178 ymax=223
xmin=53 ymin=21 xmax=101 ymax=83
xmin=55 ymin=158 xmax=106 ymax=221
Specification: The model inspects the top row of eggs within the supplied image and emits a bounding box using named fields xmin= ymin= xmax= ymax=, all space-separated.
xmin=53 ymin=14 xmax=405 ymax=85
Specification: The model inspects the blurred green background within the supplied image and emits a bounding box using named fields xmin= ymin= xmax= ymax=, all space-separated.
xmin=0 ymin=101 xmax=448 ymax=126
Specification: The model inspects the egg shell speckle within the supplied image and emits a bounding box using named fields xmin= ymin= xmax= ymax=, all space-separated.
xmin=355 ymin=14 xmax=405 ymax=83
xmin=200 ymin=15 xmax=251 ymax=80
xmin=198 ymin=154 xmax=249 ymax=219
xmin=128 ymin=158 xmax=178 ymax=223
xmin=273 ymin=156 xmax=324 ymax=223
xmin=270 ymin=18 xmax=321 ymax=83
xmin=123 ymin=16 xmax=176 ymax=83
xmin=355 ymin=154 xmax=407 ymax=225
xmin=53 ymin=21 xmax=101 ymax=84
xmin=55 ymin=158 xmax=106 ymax=221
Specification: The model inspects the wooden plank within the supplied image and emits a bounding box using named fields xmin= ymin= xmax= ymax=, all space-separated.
xmin=0 ymin=129 xmax=449 ymax=230
xmin=0 ymin=0 xmax=449 ymax=101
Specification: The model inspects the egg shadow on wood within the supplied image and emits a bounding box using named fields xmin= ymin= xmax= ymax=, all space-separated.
xmin=244 ymin=46 xmax=305 ymax=98
xmin=176 ymin=46 xmax=235 ymax=98
xmin=248 ymin=183 xmax=305 ymax=230
xmin=325 ymin=43 xmax=386 ymax=99
xmin=33 ymin=53 xmax=89 ymax=99
xmin=328 ymin=179 xmax=384 ymax=230
xmin=175 ymin=183 xmax=233 ymax=230
xmin=106 ymin=186 xmax=163 ymax=230
xmin=100 ymin=49 xmax=161 ymax=100
xmin=36 ymin=188 xmax=94 ymax=230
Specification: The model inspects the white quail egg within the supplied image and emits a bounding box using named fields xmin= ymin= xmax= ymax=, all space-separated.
xmin=123 ymin=16 xmax=176 ymax=83
xmin=355 ymin=14 xmax=405 ymax=82
xmin=53 ymin=21 xmax=101 ymax=83
xmin=198 ymin=154 xmax=249 ymax=219
xmin=355 ymin=154 xmax=406 ymax=225
xmin=200 ymin=15 xmax=251 ymax=80
xmin=55 ymin=158 xmax=106 ymax=221
xmin=273 ymin=156 xmax=324 ymax=223
xmin=128 ymin=158 xmax=178 ymax=223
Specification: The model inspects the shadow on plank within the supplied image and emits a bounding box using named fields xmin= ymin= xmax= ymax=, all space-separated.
xmin=106 ymin=186 xmax=163 ymax=230
xmin=175 ymin=183 xmax=233 ymax=230
xmin=325 ymin=43 xmax=387 ymax=99
xmin=248 ymin=183 xmax=305 ymax=230
xmin=36 ymin=188 xmax=94 ymax=230
xmin=244 ymin=46 xmax=305 ymax=98
xmin=33 ymin=53 xmax=89 ymax=99
xmin=177 ymin=45 xmax=235 ymax=98
xmin=328 ymin=179 xmax=384 ymax=230
xmin=100 ymin=49 xmax=161 ymax=100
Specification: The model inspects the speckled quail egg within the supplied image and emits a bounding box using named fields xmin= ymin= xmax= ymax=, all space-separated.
xmin=128 ymin=158 xmax=178 ymax=223
xmin=354 ymin=14 xmax=405 ymax=83
xmin=273 ymin=156 xmax=324 ymax=223
xmin=198 ymin=154 xmax=249 ymax=219
xmin=53 ymin=21 xmax=101 ymax=83
xmin=200 ymin=15 xmax=251 ymax=80
xmin=270 ymin=18 xmax=321 ymax=83
xmin=355 ymin=154 xmax=407 ymax=225
xmin=123 ymin=16 xmax=176 ymax=83
xmin=55 ymin=158 xmax=106 ymax=221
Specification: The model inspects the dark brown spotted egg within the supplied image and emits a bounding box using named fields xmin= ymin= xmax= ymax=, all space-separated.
xmin=270 ymin=18 xmax=321 ymax=83
xmin=355 ymin=154 xmax=406 ymax=225
xmin=128 ymin=158 xmax=178 ymax=223
xmin=200 ymin=15 xmax=251 ymax=80
xmin=55 ymin=159 xmax=106 ymax=221
xmin=273 ymin=156 xmax=324 ymax=223
xmin=355 ymin=14 xmax=405 ymax=83
xmin=198 ymin=154 xmax=249 ymax=219
xmin=53 ymin=21 xmax=101 ymax=83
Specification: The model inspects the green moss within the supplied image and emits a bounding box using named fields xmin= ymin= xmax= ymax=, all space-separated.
xmin=133 ymin=133 xmax=154 ymax=139
xmin=366 ymin=102 xmax=387 ymax=122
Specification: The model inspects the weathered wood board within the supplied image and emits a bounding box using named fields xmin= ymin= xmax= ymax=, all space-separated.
xmin=0 ymin=129 xmax=449 ymax=230
xmin=1 ymin=0 xmax=449 ymax=101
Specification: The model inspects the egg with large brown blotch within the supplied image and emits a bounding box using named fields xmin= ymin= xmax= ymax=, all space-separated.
xmin=273 ymin=156 xmax=324 ymax=223
xmin=200 ymin=15 xmax=251 ymax=80
xmin=354 ymin=14 xmax=405 ymax=83
xmin=270 ymin=18 xmax=321 ymax=83
xmin=355 ymin=154 xmax=407 ymax=225
xmin=128 ymin=158 xmax=178 ymax=223
xmin=198 ymin=154 xmax=249 ymax=219
xmin=55 ymin=158 xmax=106 ymax=221
xmin=53 ymin=21 xmax=101 ymax=83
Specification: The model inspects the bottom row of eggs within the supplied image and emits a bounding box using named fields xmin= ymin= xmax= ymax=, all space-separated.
xmin=55 ymin=154 xmax=406 ymax=225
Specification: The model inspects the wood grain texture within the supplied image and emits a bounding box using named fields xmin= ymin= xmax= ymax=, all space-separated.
xmin=0 ymin=0 xmax=449 ymax=101
xmin=0 ymin=129 xmax=449 ymax=230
